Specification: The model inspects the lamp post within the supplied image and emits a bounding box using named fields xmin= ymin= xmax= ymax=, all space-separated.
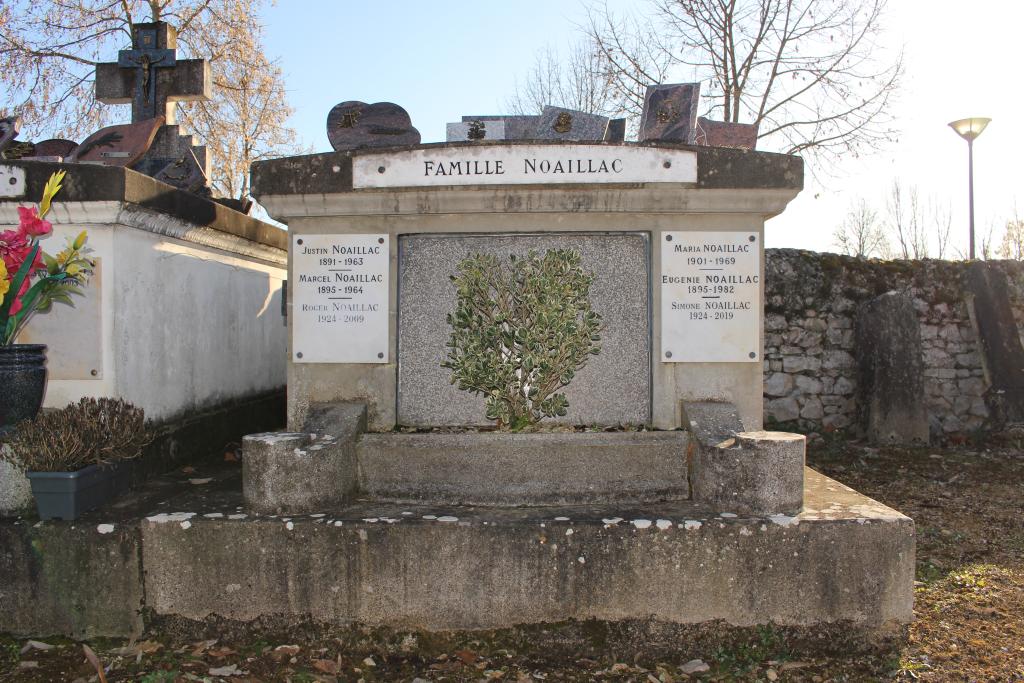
xmin=948 ymin=117 xmax=991 ymax=260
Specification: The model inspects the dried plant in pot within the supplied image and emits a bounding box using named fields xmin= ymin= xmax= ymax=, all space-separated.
xmin=7 ymin=397 xmax=152 ymax=520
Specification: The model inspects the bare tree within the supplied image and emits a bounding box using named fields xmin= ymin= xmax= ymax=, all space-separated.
xmin=507 ymin=41 xmax=619 ymax=116
xmin=886 ymin=181 xmax=928 ymax=259
xmin=998 ymin=210 xmax=1024 ymax=260
xmin=833 ymin=199 xmax=888 ymax=257
xmin=929 ymin=197 xmax=953 ymax=260
xmin=585 ymin=0 xmax=902 ymax=167
xmin=0 ymin=0 xmax=300 ymax=199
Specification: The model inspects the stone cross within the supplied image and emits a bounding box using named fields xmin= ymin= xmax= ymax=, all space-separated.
xmin=95 ymin=22 xmax=211 ymax=124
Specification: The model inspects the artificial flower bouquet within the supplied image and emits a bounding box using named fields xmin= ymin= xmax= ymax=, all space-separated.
xmin=0 ymin=171 xmax=94 ymax=345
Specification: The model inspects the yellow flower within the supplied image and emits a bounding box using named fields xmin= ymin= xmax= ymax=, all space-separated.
xmin=0 ymin=260 xmax=9 ymax=300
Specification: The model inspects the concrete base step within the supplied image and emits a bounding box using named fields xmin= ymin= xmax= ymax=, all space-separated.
xmin=0 ymin=465 xmax=914 ymax=637
xmin=356 ymin=431 xmax=691 ymax=505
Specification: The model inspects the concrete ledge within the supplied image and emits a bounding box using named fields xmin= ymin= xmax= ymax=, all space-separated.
xmin=0 ymin=160 xmax=286 ymax=251
xmin=357 ymin=431 xmax=690 ymax=505
xmin=0 ymin=520 xmax=143 ymax=638
xmin=143 ymin=469 xmax=913 ymax=632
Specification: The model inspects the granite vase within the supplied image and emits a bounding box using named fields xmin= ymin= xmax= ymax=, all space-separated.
xmin=0 ymin=344 xmax=47 ymax=431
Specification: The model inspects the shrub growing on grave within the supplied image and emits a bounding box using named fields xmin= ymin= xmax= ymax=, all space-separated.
xmin=7 ymin=397 xmax=151 ymax=472
xmin=442 ymin=249 xmax=602 ymax=430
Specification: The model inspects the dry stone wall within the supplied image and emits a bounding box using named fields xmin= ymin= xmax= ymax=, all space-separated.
xmin=763 ymin=249 xmax=1024 ymax=439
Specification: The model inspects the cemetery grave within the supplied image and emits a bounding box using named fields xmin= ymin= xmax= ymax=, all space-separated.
xmin=0 ymin=22 xmax=917 ymax=664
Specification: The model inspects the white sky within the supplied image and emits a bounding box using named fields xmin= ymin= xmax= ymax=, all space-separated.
xmin=766 ymin=0 xmax=1024 ymax=255
xmin=263 ymin=0 xmax=1020 ymax=254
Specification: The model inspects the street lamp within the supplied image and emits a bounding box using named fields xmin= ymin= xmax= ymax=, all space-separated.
xmin=948 ymin=117 xmax=991 ymax=260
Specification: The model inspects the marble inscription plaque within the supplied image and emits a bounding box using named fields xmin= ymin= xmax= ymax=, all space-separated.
xmin=354 ymin=145 xmax=697 ymax=188
xmin=291 ymin=233 xmax=389 ymax=364
xmin=660 ymin=231 xmax=760 ymax=363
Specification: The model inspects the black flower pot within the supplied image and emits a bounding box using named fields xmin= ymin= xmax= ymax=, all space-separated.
xmin=26 ymin=462 xmax=132 ymax=521
xmin=0 ymin=344 xmax=47 ymax=431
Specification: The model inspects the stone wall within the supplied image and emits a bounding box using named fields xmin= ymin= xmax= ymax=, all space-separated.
xmin=763 ymin=249 xmax=1024 ymax=439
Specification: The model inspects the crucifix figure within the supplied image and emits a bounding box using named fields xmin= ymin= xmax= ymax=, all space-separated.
xmin=95 ymin=22 xmax=210 ymax=124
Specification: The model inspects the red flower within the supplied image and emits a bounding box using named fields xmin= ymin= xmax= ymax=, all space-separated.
xmin=17 ymin=206 xmax=52 ymax=237
xmin=0 ymin=229 xmax=43 ymax=276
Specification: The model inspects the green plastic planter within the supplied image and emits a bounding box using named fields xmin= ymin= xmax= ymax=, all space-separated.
xmin=26 ymin=462 xmax=131 ymax=520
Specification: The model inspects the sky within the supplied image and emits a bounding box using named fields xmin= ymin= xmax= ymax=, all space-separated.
xmin=261 ymin=0 xmax=1022 ymax=256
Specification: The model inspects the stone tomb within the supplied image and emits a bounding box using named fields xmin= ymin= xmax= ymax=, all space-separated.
xmin=173 ymin=140 xmax=916 ymax=636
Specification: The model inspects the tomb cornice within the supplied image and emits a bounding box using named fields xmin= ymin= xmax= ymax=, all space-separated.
xmin=251 ymin=141 xmax=804 ymax=200
xmin=0 ymin=160 xmax=286 ymax=261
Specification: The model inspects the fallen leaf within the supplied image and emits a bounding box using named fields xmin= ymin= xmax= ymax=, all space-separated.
xmin=19 ymin=661 xmax=38 ymax=669
xmin=190 ymin=477 xmax=213 ymax=485
xmin=182 ymin=466 xmax=196 ymax=474
xmin=191 ymin=639 xmax=218 ymax=656
xmin=680 ymin=659 xmax=710 ymax=675
xmin=209 ymin=663 xmax=246 ymax=676
xmin=208 ymin=646 xmax=237 ymax=658
xmin=313 ymin=659 xmax=340 ymax=674
xmin=362 ymin=656 xmax=377 ymax=667
xmin=20 ymin=640 xmax=54 ymax=654
xmin=455 ymin=649 xmax=477 ymax=665
xmin=781 ymin=661 xmax=811 ymax=671
xmin=766 ymin=668 xmax=779 ymax=681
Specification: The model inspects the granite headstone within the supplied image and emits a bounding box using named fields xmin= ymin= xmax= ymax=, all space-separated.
xmin=639 ymin=83 xmax=700 ymax=144
xmin=534 ymin=106 xmax=610 ymax=141
xmin=67 ymin=118 xmax=164 ymax=167
xmin=462 ymin=115 xmax=540 ymax=140
xmin=695 ymin=117 xmax=758 ymax=150
xmin=604 ymin=118 xmax=626 ymax=143
xmin=398 ymin=233 xmax=651 ymax=427
xmin=446 ymin=120 xmax=506 ymax=142
xmin=327 ymin=101 xmax=421 ymax=151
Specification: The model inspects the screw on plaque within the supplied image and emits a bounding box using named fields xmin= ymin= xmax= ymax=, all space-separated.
xmin=377 ymin=166 xmax=386 ymax=174
xmin=296 ymin=352 xmax=303 ymax=359
xmin=90 ymin=369 xmax=98 ymax=377
xmin=749 ymin=235 xmax=756 ymax=242
xmin=665 ymin=351 xmax=673 ymax=359
xmin=749 ymin=352 xmax=757 ymax=359
xmin=378 ymin=237 xmax=385 ymax=244
xmin=297 ymin=238 xmax=303 ymax=245
xmin=666 ymin=234 xmax=673 ymax=241
xmin=663 ymin=161 xmax=672 ymax=169
xmin=377 ymin=352 xmax=384 ymax=359
xmin=8 ymin=177 xmax=15 ymax=185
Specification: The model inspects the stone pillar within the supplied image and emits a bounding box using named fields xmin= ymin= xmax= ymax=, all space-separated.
xmin=243 ymin=403 xmax=366 ymax=514
xmin=683 ymin=402 xmax=804 ymax=516
xmin=855 ymin=291 xmax=929 ymax=445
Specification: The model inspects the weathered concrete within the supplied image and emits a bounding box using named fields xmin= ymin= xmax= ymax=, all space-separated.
xmin=398 ymin=233 xmax=650 ymax=427
xmin=142 ymin=468 xmax=912 ymax=632
xmin=691 ymin=431 xmax=805 ymax=516
xmin=0 ymin=519 xmax=143 ymax=638
xmin=0 ymin=445 xmax=31 ymax=516
xmin=357 ymin=431 xmax=689 ymax=505
xmin=0 ymin=462 xmax=913 ymax=638
xmin=243 ymin=401 xmax=364 ymax=514
xmin=855 ymin=291 xmax=929 ymax=445
xmin=681 ymin=401 xmax=745 ymax=446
